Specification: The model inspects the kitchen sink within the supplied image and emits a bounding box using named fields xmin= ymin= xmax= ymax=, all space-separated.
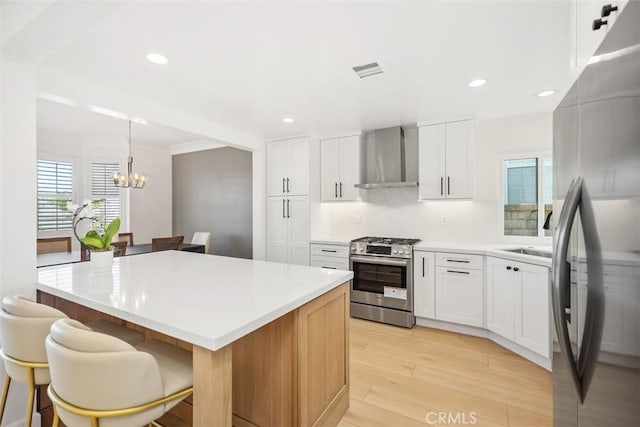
xmin=503 ymin=248 xmax=552 ymax=258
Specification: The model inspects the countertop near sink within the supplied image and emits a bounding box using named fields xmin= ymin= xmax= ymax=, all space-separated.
xmin=310 ymin=238 xmax=639 ymax=268
xmin=309 ymin=237 xmax=352 ymax=246
xmin=413 ymin=242 xmax=553 ymax=267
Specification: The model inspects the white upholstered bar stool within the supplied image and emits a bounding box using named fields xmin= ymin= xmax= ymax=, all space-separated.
xmin=191 ymin=231 xmax=211 ymax=254
xmin=0 ymin=295 xmax=67 ymax=426
xmin=0 ymin=296 xmax=144 ymax=426
xmin=46 ymin=318 xmax=193 ymax=427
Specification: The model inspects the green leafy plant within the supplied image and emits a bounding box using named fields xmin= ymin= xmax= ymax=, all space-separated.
xmin=64 ymin=199 xmax=121 ymax=251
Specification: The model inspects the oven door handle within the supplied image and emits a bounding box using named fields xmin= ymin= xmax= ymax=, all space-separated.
xmin=350 ymin=256 xmax=409 ymax=267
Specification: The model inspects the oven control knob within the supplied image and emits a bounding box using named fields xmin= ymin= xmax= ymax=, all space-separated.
xmin=359 ymin=248 xmax=364 ymax=252
xmin=392 ymin=250 xmax=398 ymax=254
xmin=399 ymin=250 xmax=405 ymax=255
xmin=351 ymin=247 xmax=355 ymax=252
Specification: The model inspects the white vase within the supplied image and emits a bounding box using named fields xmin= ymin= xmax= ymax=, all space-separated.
xmin=91 ymin=249 xmax=114 ymax=273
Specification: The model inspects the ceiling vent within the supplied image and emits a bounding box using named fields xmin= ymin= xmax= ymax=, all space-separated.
xmin=353 ymin=62 xmax=383 ymax=78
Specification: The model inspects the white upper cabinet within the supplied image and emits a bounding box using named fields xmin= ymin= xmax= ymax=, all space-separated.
xmin=267 ymin=137 xmax=310 ymax=197
xmin=573 ymin=0 xmax=628 ymax=71
xmin=320 ymin=135 xmax=362 ymax=201
xmin=418 ymin=120 xmax=475 ymax=200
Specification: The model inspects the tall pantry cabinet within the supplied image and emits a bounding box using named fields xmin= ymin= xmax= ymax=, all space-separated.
xmin=266 ymin=137 xmax=311 ymax=265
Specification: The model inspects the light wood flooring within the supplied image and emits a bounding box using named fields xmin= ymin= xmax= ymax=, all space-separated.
xmin=159 ymin=318 xmax=553 ymax=427
xmin=339 ymin=318 xmax=553 ymax=427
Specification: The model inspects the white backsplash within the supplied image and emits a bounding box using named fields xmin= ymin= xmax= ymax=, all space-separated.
xmin=313 ymin=112 xmax=555 ymax=244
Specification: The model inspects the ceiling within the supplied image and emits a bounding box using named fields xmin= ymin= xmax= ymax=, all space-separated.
xmin=37 ymin=98 xmax=208 ymax=147
xmin=37 ymin=1 xmax=575 ymax=141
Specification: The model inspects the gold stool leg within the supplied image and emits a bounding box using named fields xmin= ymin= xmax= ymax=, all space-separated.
xmin=25 ymin=368 xmax=36 ymax=427
xmin=90 ymin=416 xmax=99 ymax=427
xmin=0 ymin=374 xmax=11 ymax=423
xmin=52 ymin=405 xmax=60 ymax=427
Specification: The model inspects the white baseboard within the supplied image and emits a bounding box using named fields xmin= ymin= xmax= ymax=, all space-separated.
xmin=5 ymin=412 xmax=41 ymax=427
xmin=416 ymin=317 xmax=552 ymax=371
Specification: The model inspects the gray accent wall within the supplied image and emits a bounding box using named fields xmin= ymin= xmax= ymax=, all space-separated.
xmin=172 ymin=147 xmax=253 ymax=259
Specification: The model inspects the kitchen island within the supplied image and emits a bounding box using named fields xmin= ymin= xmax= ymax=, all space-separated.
xmin=37 ymin=250 xmax=353 ymax=426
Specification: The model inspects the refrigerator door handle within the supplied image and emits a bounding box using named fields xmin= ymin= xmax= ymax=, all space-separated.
xmin=552 ymin=177 xmax=583 ymax=401
xmin=576 ymin=182 xmax=605 ymax=403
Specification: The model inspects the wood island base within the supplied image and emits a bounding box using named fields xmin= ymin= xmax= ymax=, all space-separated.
xmin=37 ymin=282 xmax=350 ymax=427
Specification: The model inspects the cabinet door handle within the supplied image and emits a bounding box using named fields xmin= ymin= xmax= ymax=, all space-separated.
xmin=335 ymin=182 xmax=338 ymax=198
xmin=447 ymin=176 xmax=451 ymax=195
xmin=286 ymin=177 xmax=290 ymax=193
xmin=287 ymin=199 xmax=290 ymax=218
xmin=593 ymin=18 xmax=607 ymax=31
xmin=513 ymin=267 xmax=520 ymax=272
xmin=447 ymin=270 xmax=470 ymax=275
xmin=506 ymin=266 xmax=512 ymax=270
xmin=340 ymin=182 xmax=343 ymax=198
xmin=321 ymin=249 xmax=337 ymax=253
xmin=446 ymin=259 xmax=470 ymax=263
xmin=422 ymin=257 xmax=425 ymax=277
xmin=601 ymin=4 xmax=618 ymax=17
xmin=321 ymin=266 xmax=337 ymax=269
xmin=282 ymin=177 xmax=285 ymax=193
xmin=282 ymin=199 xmax=285 ymax=218
xmin=440 ymin=177 xmax=444 ymax=195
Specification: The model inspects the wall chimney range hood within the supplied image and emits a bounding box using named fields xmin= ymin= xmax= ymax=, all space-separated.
xmin=354 ymin=126 xmax=418 ymax=189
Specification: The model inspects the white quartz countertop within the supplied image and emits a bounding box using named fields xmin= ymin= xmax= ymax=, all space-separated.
xmin=309 ymin=238 xmax=352 ymax=246
xmin=37 ymin=251 xmax=353 ymax=351
xmin=413 ymin=242 xmax=553 ymax=267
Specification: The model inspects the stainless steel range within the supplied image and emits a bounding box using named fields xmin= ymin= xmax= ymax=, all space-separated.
xmin=349 ymin=237 xmax=420 ymax=328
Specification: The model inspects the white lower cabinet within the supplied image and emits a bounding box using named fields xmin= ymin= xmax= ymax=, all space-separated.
xmin=267 ymin=196 xmax=309 ymax=265
xmin=487 ymin=257 xmax=516 ymax=340
xmin=413 ymin=251 xmax=435 ymax=319
xmin=577 ymin=264 xmax=639 ymax=356
xmin=487 ymin=257 xmax=550 ymax=358
xmin=433 ymin=253 xmax=484 ymax=327
xmin=435 ymin=267 xmax=484 ymax=327
xmin=310 ymin=243 xmax=349 ymax=270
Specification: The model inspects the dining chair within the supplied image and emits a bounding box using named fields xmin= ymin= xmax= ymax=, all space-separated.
xmin=191 ymin=232 xmax=211 ymax=254
xmin=112 ymin=241 xmax=128 ymax=257
xmin=118 ymin=232 xmax=134 ymax=246
xmin=151 ymin=236 xmax=184 ymax=252
xmin=81 ymin=241 xmax=128 ymax=261
xmin=46 ymin=318 xmax=193 ymax=427
xmin=37 ymin=237 xmax=71 ymax=255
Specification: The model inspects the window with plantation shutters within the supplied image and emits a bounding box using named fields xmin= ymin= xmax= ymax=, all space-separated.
xmin=91 ymin=162 xmax=121 ymax=224
xmin=37 ymin=159 xmax=74 ymax=231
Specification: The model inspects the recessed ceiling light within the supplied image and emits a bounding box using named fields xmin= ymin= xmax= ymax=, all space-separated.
xmin=467 ymin=79 xmax=487 ymax=88
xmin=146 ymin=52 xmax=168 ymax=65
xmin=536 ymin=89 xmax=556 ymax=97
xmin=282 ymin=117 xmax=294 ymax=124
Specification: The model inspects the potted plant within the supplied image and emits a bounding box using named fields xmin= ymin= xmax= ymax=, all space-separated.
xmin=64 ymin=199 xmax=121 ymax=272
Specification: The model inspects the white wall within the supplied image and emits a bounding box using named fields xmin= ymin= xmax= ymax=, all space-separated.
xmin=0 ymin=54 xmax=41 ymax=426
xmin=252 ymin=149 xmax=266 ymax=260
xmin=128 ymin=144 xmax=172 ymax=243
xmin=314 ymin=112 xmax=553 ymax=244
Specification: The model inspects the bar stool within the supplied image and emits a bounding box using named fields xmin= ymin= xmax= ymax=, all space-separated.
xmin=0 ymin=296 xmax=144 ymax=426
xmin=46 ymin=318 xmax=193 ymax=427
xmin=0 ymin=296 xmax=67 ymax=426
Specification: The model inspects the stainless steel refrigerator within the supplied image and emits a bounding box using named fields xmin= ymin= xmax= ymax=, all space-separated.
xmin=552 ymin=1 xmax=639 ymax=426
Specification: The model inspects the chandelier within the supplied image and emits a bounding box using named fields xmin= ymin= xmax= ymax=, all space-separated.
xmin=114 ymin=120 xmax=147 ymax=189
